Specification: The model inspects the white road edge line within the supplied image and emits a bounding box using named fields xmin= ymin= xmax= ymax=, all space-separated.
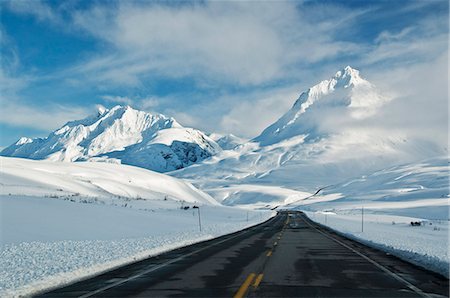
xmin=303 ymin=215 xmax=432 ymax=298
xmin=78 ymin=215 xmax=279 ymax=298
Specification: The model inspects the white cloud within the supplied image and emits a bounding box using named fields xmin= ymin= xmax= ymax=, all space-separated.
xmin=162 ymin=85 xmax=300 ymax=137
xmin=365 ymin=53 xmax=448 ymax=149
xmin=0 ymin=101 xmax=90 ymax=131
xmin=100 ymin=94 xmax=160 ymax=110
xmin=139 ymin=97 xmax=160 ymax=110
xmin=6 ymin=0 xmax=61 ymax=24
xmin=101 ymin=95 xmax=133 ymax=105
xmin=0 ymin=69 xmax=30 ymax=97
xmin=218 ymin=88 xmax=300 ymax=138
xmin=67 ymin=1 xmax=366 ymax=86
xmin=164 ymin=110 xmax=199 ymax=128
xmin=364 ymin=15 xmax=448 ymax=66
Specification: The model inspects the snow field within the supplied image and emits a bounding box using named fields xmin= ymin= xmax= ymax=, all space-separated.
xmin=0 ymin=195 xmax=274 ymax=297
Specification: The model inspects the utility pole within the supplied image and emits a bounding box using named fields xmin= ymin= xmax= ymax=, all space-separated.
xmin=193 ymin=206 xmax=202 ymax=232
xmin=361 ymin=206 xmax=364 ymax=233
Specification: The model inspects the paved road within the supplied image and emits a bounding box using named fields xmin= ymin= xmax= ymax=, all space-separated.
xmin=39 ymin=212 xmax=449 ymax=298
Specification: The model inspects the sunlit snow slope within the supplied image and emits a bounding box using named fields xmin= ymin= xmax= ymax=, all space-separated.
xmin=0 ymin=156 xmax=218 ymax=205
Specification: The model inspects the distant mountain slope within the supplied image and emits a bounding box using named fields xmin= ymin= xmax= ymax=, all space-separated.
xmin=1 ymin=105 xmax=221 ymax=172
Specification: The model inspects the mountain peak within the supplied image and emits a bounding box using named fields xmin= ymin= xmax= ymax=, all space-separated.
xmin=16 ymin=137 xmax=34 ymax=145
xmin=343 ymin=65 xmax=358 ymax=74
xmin=332 ymin=66 xmax=364 ymax=88
xmin=254 ymin=66 xmax=386 ymax=146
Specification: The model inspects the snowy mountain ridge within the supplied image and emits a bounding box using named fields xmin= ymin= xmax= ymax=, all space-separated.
xmin=1 ymin=105 xmax=221 ymax=172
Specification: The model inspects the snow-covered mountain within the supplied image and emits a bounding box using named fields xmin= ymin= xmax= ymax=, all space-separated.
xmin=1 ymin=105 xmax=221 ymax=172
xmin=172 ymin=66 xmax=447 ymax=207
xmin=255 ymin=66 xmax=389 ymax=146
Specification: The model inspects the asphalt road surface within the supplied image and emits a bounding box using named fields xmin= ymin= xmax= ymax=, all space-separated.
xmin=38 ymin=211 xmax=449 ymax=298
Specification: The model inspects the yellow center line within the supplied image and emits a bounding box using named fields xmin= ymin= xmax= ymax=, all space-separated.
xmin=253 ymin=274 xmax=264 ymax=288
xmin=266 ymin=250 xmax=272 ymax=257
xmin=233 ymin=273 xmax=256 ymax=298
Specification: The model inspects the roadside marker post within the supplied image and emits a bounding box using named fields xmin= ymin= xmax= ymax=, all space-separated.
xmin=362 ymin=206 xmax=364 ymax=233
xmin=193 ymin=206 xmax=202 ymax=232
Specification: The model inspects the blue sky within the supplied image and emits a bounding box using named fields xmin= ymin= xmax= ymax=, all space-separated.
xmin=0 ymin=0 xmax=448 ymax=148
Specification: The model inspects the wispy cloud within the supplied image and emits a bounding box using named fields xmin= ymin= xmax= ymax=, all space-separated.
xmin=101 ymin=95 xmax=133 ymax=105
xmin=65 ymin=1 xmax=367 ymax=87
xmin=163 ymin=85 xmax=300 ymax=137
xmin=5 ymin=0 xmax=62 ymax=24
xmin=0 ymin=27 xmax=28 ymax=96
xmin=100 ymin=94 xmax=160 ymax=110
xmin=0 ymin=102 xmax=90 ymax=131
xmin=364 ymin=16 xmax=448 ymax=66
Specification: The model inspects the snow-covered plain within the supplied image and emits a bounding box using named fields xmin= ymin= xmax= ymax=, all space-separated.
xmin=0 ymin=157 xmax=274 ymax=297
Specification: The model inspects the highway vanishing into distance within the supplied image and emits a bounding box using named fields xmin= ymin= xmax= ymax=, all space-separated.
xmin=39 ymin=212 xmax=449 ymax=298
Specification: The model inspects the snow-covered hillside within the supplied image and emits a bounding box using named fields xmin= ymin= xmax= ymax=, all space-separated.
xmin=0 ymin=156 xmax=217 ymax=205
xmin=0 ymin=157 xmax=274 ymax=297
xmin=0 ymin=105 xmax=221 ymax=172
